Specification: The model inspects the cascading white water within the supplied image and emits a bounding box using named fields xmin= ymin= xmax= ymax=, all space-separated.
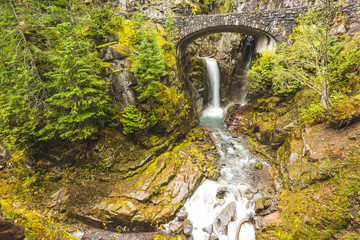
xmin=204 ymin=57 xmax=220 ymax=108
xmin=202 ymin=57 xmax=223 ymax=118
xmin=179 ymin=58 xmax=258 ymax=240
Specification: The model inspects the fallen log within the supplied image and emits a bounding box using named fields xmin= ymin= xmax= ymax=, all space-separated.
xmin=235 ymin=216 xmax=255 ymax=240
xmin=202 ymin=128 xmax=221 ymax=155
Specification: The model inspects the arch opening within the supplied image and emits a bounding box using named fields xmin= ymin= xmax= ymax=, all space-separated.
xmin=176 ymin=25 xmax=276 ymax=58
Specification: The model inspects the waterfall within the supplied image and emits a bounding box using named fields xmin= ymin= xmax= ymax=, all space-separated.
xmin=243 ymin=36 xmax=255 ymax=70
xmin=172 ymin=58 xmax=259 ymax=240
xmin=202 ymin=57 xmax=223 ymax=118
xmin=204 ymin=57 xmax=221 ymax=108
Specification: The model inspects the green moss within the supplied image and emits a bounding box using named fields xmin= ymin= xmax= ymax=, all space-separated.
xmin=96 ymin=41 xmax=117 ymax=48
xmin=259 ymin=145 xmax=360 ymax=239
xmin=111 ymin=43 xmax=131 ymax=56
xmin=1 ymin=199 xmax=76 ymax=240
xmin=100 ymin=61 xmax=112 ymax=68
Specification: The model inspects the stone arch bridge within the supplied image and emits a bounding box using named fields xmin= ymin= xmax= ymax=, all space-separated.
xmin=154 ymin=0 xmax=359 ymax=57
xmin=156 ymin=6 xmax=309 ymax=56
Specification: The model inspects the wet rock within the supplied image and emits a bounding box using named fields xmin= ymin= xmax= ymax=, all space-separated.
xmin=209 ymin=234 xmax=219 ymax=240
xmin=245 ymin=194 xmax=254 ymax=200
xmin=176 ymin=211 xmax=188 ymax=221
xmin=247 ymin=188 xmax=258 ymax=194
xmin=217 ymin=198 xmax=226 ymax=206
xmin=207 ymin=169 xmax=221 ymax=181
xmin=245 ymin=200 xmax=252 ymax=209
xmin=169 ymin=221 xmax=183 ymax=234
xmin=0 ymin=218 xmax=25 ymax=240
xmin=219 ymin=180 xmax=228 ymax=185
xmin=202 ymin=224 xmax=213 ymax=234
xmin=217 ymin=201 xmax=237 ymax=226
xmin=255 ymin=198 xmax=265 ymax=213
xmin=183 ymin=219 xmax=193 ymax=236
xmin=122 ymin=191 xmax=152 ymax=202
xmin=216 ymin=187 xmax=228 ymax=199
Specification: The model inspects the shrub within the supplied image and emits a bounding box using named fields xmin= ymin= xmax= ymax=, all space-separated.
xmin=120 ymin=105 xmax=148 ymax=135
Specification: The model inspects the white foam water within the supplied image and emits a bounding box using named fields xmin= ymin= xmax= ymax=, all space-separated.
xmin=179 ymin=58 xmax=256 ymax=240
xmin=203 ymin=57 xmax=221 ymax=109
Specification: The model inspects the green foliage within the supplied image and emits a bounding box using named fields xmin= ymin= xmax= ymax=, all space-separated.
xmin=131 ymin=30 xmax=166 ymax=100
xmin=248 ymin=49 xmax=300 ymax=97
xmin=202 ymin=0 xmax=216 ymax=12
xmin=42 ymin=25 xmax=112 ymax=141
xmin=248 ymin=0 xmax=360 ymax=124
xmin=185 ymin=0 xmax=216 ymax=14
xmin=224 ymin=0 xmax=234 ymax=12
xmin=248 ymin=50 xmax=276 ymax=94
xmin=300 ymin=103 xmax=328 ymax=126
xmin=90 ymin=5 xmax=124 ymax=36
xmin=131 ymin=8 xmax=147 ymax=44
xmin=164 ymin=12 xmax=178 ymax=50
xmin=0 ymin=0 xmax=115 ymax=152
xmin=120 ymin=105 xmax=149 ymax=135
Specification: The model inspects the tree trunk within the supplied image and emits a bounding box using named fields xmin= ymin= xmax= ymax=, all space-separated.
xmin=320 ymin=81 xmax=333 ymax=115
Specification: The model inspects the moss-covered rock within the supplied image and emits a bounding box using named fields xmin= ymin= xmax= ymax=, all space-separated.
xmin=226 ymin=87 xmax=360 ymax=238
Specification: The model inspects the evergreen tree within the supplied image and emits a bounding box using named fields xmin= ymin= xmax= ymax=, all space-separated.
xmin=42 ymin=23 xmax=112 ymax=141
xmin=131 ymin=30 xmax=166 ymax=101
xmin=0 ymin=0 xmax=113 ymax=152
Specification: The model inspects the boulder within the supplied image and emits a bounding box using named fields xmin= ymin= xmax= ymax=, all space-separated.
xmin=217 ymin=198 xmax=226 ymax=206
xmin=176 ymin=211 xmax=188 ymax=221
xmin=216 ymin=187 xmax=228 ymax=199
xmin=86 ymin=199 xmax=139 ymax=227
xmin=0 ymin=218 xmax=25 ymax=240
xmin=209 ymin=234 xmax=219 ymax=240
xmin=207 ymin=169 xmax=221 ymax=181
xmin=169 ymin=221 xmax=182 ymax=234
xmin=256 ymin=211 xmax=281 ymax=228
xmin=202 ymin=224 xmax=213 ymax=234
xmin=217 ymin=201 xmax=237 ymax=226
xmin=183 ymin=219 xmax=193 ymax=236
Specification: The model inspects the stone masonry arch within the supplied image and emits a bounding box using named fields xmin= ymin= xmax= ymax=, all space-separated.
xmin=171 ymin=7 xmax=309 ymax=57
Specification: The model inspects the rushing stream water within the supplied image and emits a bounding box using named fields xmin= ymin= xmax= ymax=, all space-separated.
xmin=177 ymin=57 xmax=260 ymax=240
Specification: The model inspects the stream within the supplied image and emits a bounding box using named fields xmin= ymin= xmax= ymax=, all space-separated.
xmin=175 ymin=57 xmax=265 ymax=240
